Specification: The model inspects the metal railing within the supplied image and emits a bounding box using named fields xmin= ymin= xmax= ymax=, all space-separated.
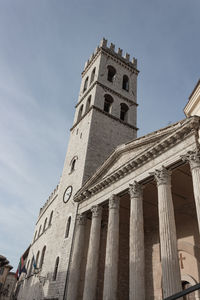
xmin=164 ymin=283 xmax=200 ymax=300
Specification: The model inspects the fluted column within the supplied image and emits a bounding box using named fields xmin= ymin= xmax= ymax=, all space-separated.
xmin=154 ymin=167 xmax=182 ymax=298
xmin=182 ymin=150 xmax=200 ymax=233
xmin=65 ymin=214 xmax=86 ymax=300
xmin=103 ymin=195 xmax=120 ymax=300
xmin=129 ymin=181 xmax=145 ymax=300
xmin=83 ymin=205 xmax=102 ymax=300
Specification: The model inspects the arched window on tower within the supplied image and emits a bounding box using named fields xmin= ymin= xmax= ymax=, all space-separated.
xmin=77 ymin=104 xmax=84 ymax=122
xmin=85 ymin=95 xmax=91 ymax=113
xmin=70 ymin=156 xmax=78 ymax=173
xmin=65 ymin=216 xmax=71 ymax=238
xmin=53 ymin=257 xmax=59 ymax=281
xmin=90 ymin=67 xmax=96 ymax=84
xmin=43 ymin=218 xmax=47 ymax=233
xmin=122 ymin=75 xmax=129 ymax=91
xmin=39 ymin=246 xmax=46 ymax=268
xmin=104 ymin=94 xmax=113 ymax=113
xmin=83 ymin=76 xmax=89 ymax=92
xmin=120 ymin=103 xmax=129 ymax=122
xmin=36 ymin=251 xmax=40 ymax=268
xmin=49 ymin=211 xmax=53 ymax=226
xmin=107 ymin=65 xmax=116 ymax=82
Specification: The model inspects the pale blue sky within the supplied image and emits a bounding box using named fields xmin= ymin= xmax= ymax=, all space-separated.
xmin=0 ymin=0 xmax=199 ymax=270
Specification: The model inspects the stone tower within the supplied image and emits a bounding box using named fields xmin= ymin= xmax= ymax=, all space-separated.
xmin=16 ymin=39 xmax=139 ymax=300
xmin=60 ymin=37 xmax=139 ymax=198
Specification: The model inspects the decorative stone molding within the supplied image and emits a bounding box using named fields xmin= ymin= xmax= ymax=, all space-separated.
xmin=129 ymin=181 xmax=142 ymax=198
xmin=77 ymin=214 xmax=86 ymax=225
xmin=73 ymin=116 xmax=200 ymax=202
xmin=91 ymin=205 xmax=102 ymax=218
xmin=109 ymin=195 xmax=120 ymax=209
xmin=181 ymin=150 xmax=200 ymax=170
xmin=153 ymin=166 xmax=171 ymax=186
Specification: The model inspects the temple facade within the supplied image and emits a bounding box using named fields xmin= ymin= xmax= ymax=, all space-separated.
xmin=16 ymin=39 xmax=200 ymax=300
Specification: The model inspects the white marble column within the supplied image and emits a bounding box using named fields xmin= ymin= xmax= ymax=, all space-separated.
xmin=103 ymin=195 xmax=120 ymax=300
xmin=65 ymin=214 xmax=86 ymax=300
xmin=154 ymin=166 xmax=182 ymax=298
xmin=83 ymin=205 xmax=102 ymax=300
xmin=182 ymin=150 xmax=200 ymax=233
xmin=129 ymin=181 xmax=145 ymax=300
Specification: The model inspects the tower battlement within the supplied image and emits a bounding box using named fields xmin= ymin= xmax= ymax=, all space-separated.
xmin=83 ymin=38 xmax=137 ymax=75
xmin=38 ymin=184 xmax=59 ymax=219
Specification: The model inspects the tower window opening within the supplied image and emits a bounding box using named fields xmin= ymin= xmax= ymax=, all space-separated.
xmin=77 ymin=105 xmax=84 ymax=122
xmin=53 ymin=257 xmax=59 ymax=281
xmin=90 ymin=68 xmax=96 ymax=84
xmin=104 ymin=94 xmax=113 ymax=113
xmin=39 ymin=246 xmax=46 ymax=268
xmin=85 ymin=95 xmax=91 ymax=113
xmin=70 ymin=156 xmax=78 ymax=173
xmin=107 ymin=66 xmax=116 ymax=82
xmin=65 ymin=216 xmax=71 ymax=238
xmin=83 ymin=76 xmax=89 ymax=92
xmin=120 ymin=103 xmax=129 ymax=122
xmin=122 ymin=75 xmax=129 ymax=91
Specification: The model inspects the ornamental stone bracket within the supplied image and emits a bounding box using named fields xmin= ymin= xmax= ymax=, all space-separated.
xmin=150 ymin=166 xmax=171 ymax=186
xmin=129 ymin=181 xmax=143 ymax=198
xmin=181 ymin=150 xmax=200 ymax=170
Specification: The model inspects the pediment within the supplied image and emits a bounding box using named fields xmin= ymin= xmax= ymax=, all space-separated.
xmin=74 ymin=116 xmax=200 ymax=202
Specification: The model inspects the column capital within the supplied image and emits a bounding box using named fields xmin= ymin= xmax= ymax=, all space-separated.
xmin=152 ymin=166 xmax=171 ymax=186
xmin=181 ymin=150 xmax=200 ymax=170
xmin=109 ymin=194 xmax=120 ymax=209
xmin=129 ymin=181 xmax=142 ymax=198
xmin=77 ymin=214 xmax=86 ymax=225
xmin=91 ymin=205 xmax=102 ymax=218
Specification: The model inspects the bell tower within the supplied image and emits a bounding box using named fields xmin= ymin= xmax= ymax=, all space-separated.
xmin=60 ymin=38 xmax=139 ymax=199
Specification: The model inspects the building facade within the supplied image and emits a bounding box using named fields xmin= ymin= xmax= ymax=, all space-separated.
xmin=17 ymin=39 xmax=200 ymax=300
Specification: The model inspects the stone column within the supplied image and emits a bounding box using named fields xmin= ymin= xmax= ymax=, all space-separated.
xmin=65 ymin=214 xmax=86 ymax=300
xmin=103 ymin=195 xmax=120 ymax=300
xmin=129 ymin=181 xmax=145 ymax=300
xmin=83 ymin=205 xmax=102 ymax=300
xmin=154 ymin=166 xmax=182 ymax=298
xmin=182 ymin=150 xmax=200 ymax=233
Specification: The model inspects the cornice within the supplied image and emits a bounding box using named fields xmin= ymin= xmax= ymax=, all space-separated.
xmin=81 ymin=46 xmax=139 ymax=78
xmin=76 ymin=80 xmax=137 ymax=109
xmin=70 ymin=105 xmax=138 ymax=132
xmin=74 ymin=116 xmax=200 ymax=202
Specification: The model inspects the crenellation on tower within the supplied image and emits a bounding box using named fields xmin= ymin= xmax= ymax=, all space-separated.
xmin=82 ymin=38 xmax=138 ymax=76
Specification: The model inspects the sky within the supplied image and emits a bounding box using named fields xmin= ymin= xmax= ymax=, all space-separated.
xmin=0 ymin=0 xmax=199 ymax=270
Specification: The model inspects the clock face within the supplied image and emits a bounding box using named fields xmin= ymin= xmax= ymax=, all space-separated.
xmin=63 ymin=186 xmax=73 ymax=203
